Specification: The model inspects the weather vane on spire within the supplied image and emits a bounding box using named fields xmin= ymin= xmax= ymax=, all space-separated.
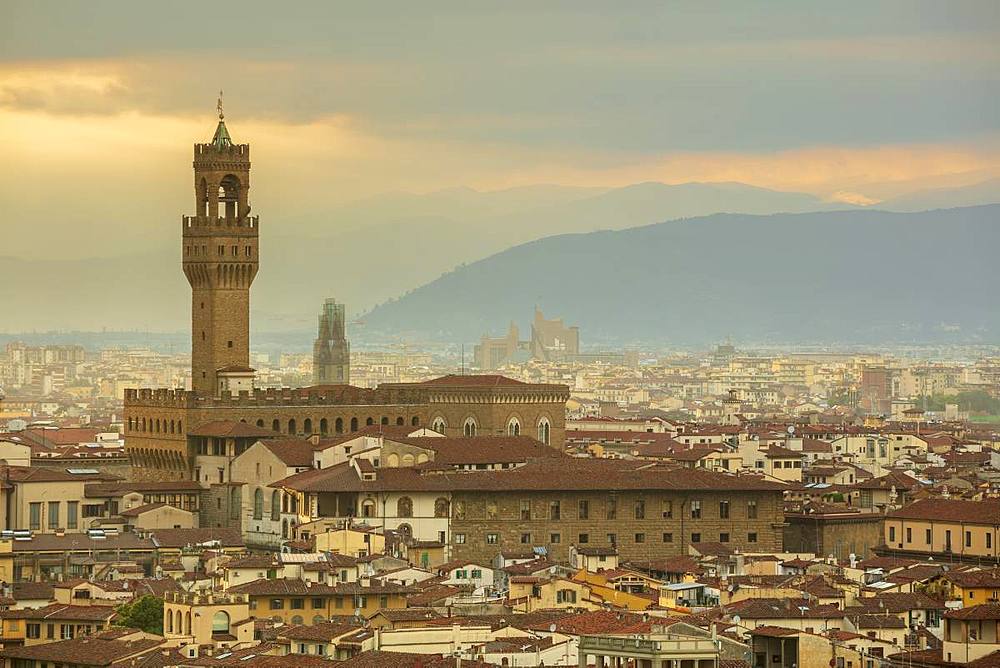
xmin=217 ymin=89 xmax=224 ymax=120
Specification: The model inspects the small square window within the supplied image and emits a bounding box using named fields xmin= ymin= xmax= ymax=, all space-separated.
xmin=550 ymin=533 xmax=561 ymax=544
xmin=662 ymin=532 xmax=673 ymax=543
xmin=578 ymin=533 xmax=589 ymax=544
xmin=520 ymin=533 xmax=531 ymax=544
xmin=486 ymin=533 xmax=499 ymax=545
xmin=748 ymin=532 xmax=758 ymax=543
xmin=634 ymin=533 xmax=645 ymax=544
xmin=720 ymin=532 xmax=730 ymax=543
xmin=691 ymin=532 xmax=701 ymax=543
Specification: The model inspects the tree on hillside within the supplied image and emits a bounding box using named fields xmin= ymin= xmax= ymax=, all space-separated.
xmin=114 ymin=595 xmax=163 ymax=635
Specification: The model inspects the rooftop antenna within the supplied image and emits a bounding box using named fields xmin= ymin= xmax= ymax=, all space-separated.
xmin=217 ymin=89 xmax=225 ymax=120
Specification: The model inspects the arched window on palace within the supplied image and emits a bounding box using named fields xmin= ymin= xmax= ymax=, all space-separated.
xmin=253 ymin=489 xmax=264 ymax=520
xmin=537 ymin=417 xmax=551 ymax=445
xmin=361 ymin=499 xmax=375 ymax=518
xmin=434 ymin=497 xmax=450 ymax=518
xmin=229 ymin=487 xmax=240 ymax=520
xmin=271 ymin=490 xmax=281 ymax=521
xmin=507 ymin=417 xmax=521 ymax=436
xmin=431 ymin=417 xmax=446 ymax=434
xmin=463 ymin=417 xmax=477 ymax=437
xmin=212 ymin=611 xmax=231 ymax=636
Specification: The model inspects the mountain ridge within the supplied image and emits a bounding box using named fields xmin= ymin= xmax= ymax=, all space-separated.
xmin=361 ymin=204 xmax=1000 ymax=345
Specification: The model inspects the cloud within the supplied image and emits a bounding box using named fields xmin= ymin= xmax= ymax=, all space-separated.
xmin=828 ymin=191 xmax=881 ymax=206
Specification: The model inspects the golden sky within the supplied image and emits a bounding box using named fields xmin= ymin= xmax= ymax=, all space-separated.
xmin=2 ymin=2 xmax=999 ymax=260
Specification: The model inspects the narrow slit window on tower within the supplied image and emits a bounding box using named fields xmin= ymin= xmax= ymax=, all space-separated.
xmin=227 ymin=340 xmax=233 ymax=348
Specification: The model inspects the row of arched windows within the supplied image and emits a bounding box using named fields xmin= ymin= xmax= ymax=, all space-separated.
xmin=167 ymin=609 xmax=210 ymax=635
xmin=384 ymin=452 xmax=429 ymax=467
xmin=394 ymin=496 xmax=450 ymax=518
xmin=252 ymin=488 xmax=283 ymax=521
xmin=128 ymin=417 xmax=182 ymax=435
xmin=251 ymin=415 xmax=421 ymax=437
xmin=430 ymin=415 xmax=551 ymax=444
xmin=128 ymin=412 xmax=552 ymax=443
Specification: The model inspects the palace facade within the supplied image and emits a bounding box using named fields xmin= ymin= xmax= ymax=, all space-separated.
xmin=124 ymin=113 xmax=568 ymax=480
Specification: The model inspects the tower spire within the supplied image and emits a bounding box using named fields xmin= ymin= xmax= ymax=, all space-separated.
xmin=211 ymin=90 xmax=232 ymax=149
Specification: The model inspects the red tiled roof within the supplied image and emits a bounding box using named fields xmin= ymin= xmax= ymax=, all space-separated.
xmin=228 ymin=578 xmax=416 ymax=596
xmin=394 ymin=436 xmax=566 ymax=466
xmin=261 ymin=438 xmax=317 ymax=467
xmin=855 ymin=470 xmax=925 ymax=491
xmin=150 ymin=527 xmax=244 ymax=548
xmin=525 ymin=610 xmax=653 ymax=635
xmin=727 ymin=597 xmax=843 ymax=620
xmin=277 ymin=620 xmax=364 ymax=641
xmin=4 ymin=466 xmax=117 ymax=483
xmin=416 ymin=375 xmax=529 ymax=387
xmin=945 ymin=603 xmax=1000 ymax=620
xmin=0 ymin=603 xmax=117 ymax=621
xmin=750 ymin=626 xmax=801 ymax=637
xmin=20 ymin=427 xmax=102 ymax=446
xmin=0 ymin=634 xmax=163 ymax=665
xmin=336 ymin=651 xmax=495 ymax=668
xmin=275 ymin=457 xmax=787 ymax=494
xmin=944 ymin=568 xmax=1000 ymax=589
xmin=887 ymin=498 xmax=1000 ymax=524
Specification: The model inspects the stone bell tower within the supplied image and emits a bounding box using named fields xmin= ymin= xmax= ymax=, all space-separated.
xmin=182 ymin=100 xmax=259 ymax=397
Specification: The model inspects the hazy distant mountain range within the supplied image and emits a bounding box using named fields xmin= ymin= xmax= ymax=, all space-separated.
xmin=362 ymin=204 xmax=1000 ymax=345
xmin=0 ymin=179 xmax=997 ymax=342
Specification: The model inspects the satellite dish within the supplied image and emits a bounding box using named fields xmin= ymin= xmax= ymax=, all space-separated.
xmin=549 ymin=623 xmax=557 ymax=633
xmin=787 ymin=426 xmax=796 ymax=435
xmin=732 ymin=615 xmax=741 ymax=625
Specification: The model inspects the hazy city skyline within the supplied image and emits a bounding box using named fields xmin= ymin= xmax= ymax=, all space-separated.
xmin=2 ymin=8 xmax=1000 ymax=663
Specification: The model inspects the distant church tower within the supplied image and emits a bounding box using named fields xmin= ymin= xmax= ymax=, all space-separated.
xmin=182 ymin=101 xmax=259 ymax=396
xmin=313 ymin=298 xmax=350 ymax=384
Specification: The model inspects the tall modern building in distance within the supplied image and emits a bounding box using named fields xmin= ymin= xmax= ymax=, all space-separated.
xmin=530 ymin=307 xmax=579 ymax=361
xmin=313 ymin=298 xmax=350 ymax=384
